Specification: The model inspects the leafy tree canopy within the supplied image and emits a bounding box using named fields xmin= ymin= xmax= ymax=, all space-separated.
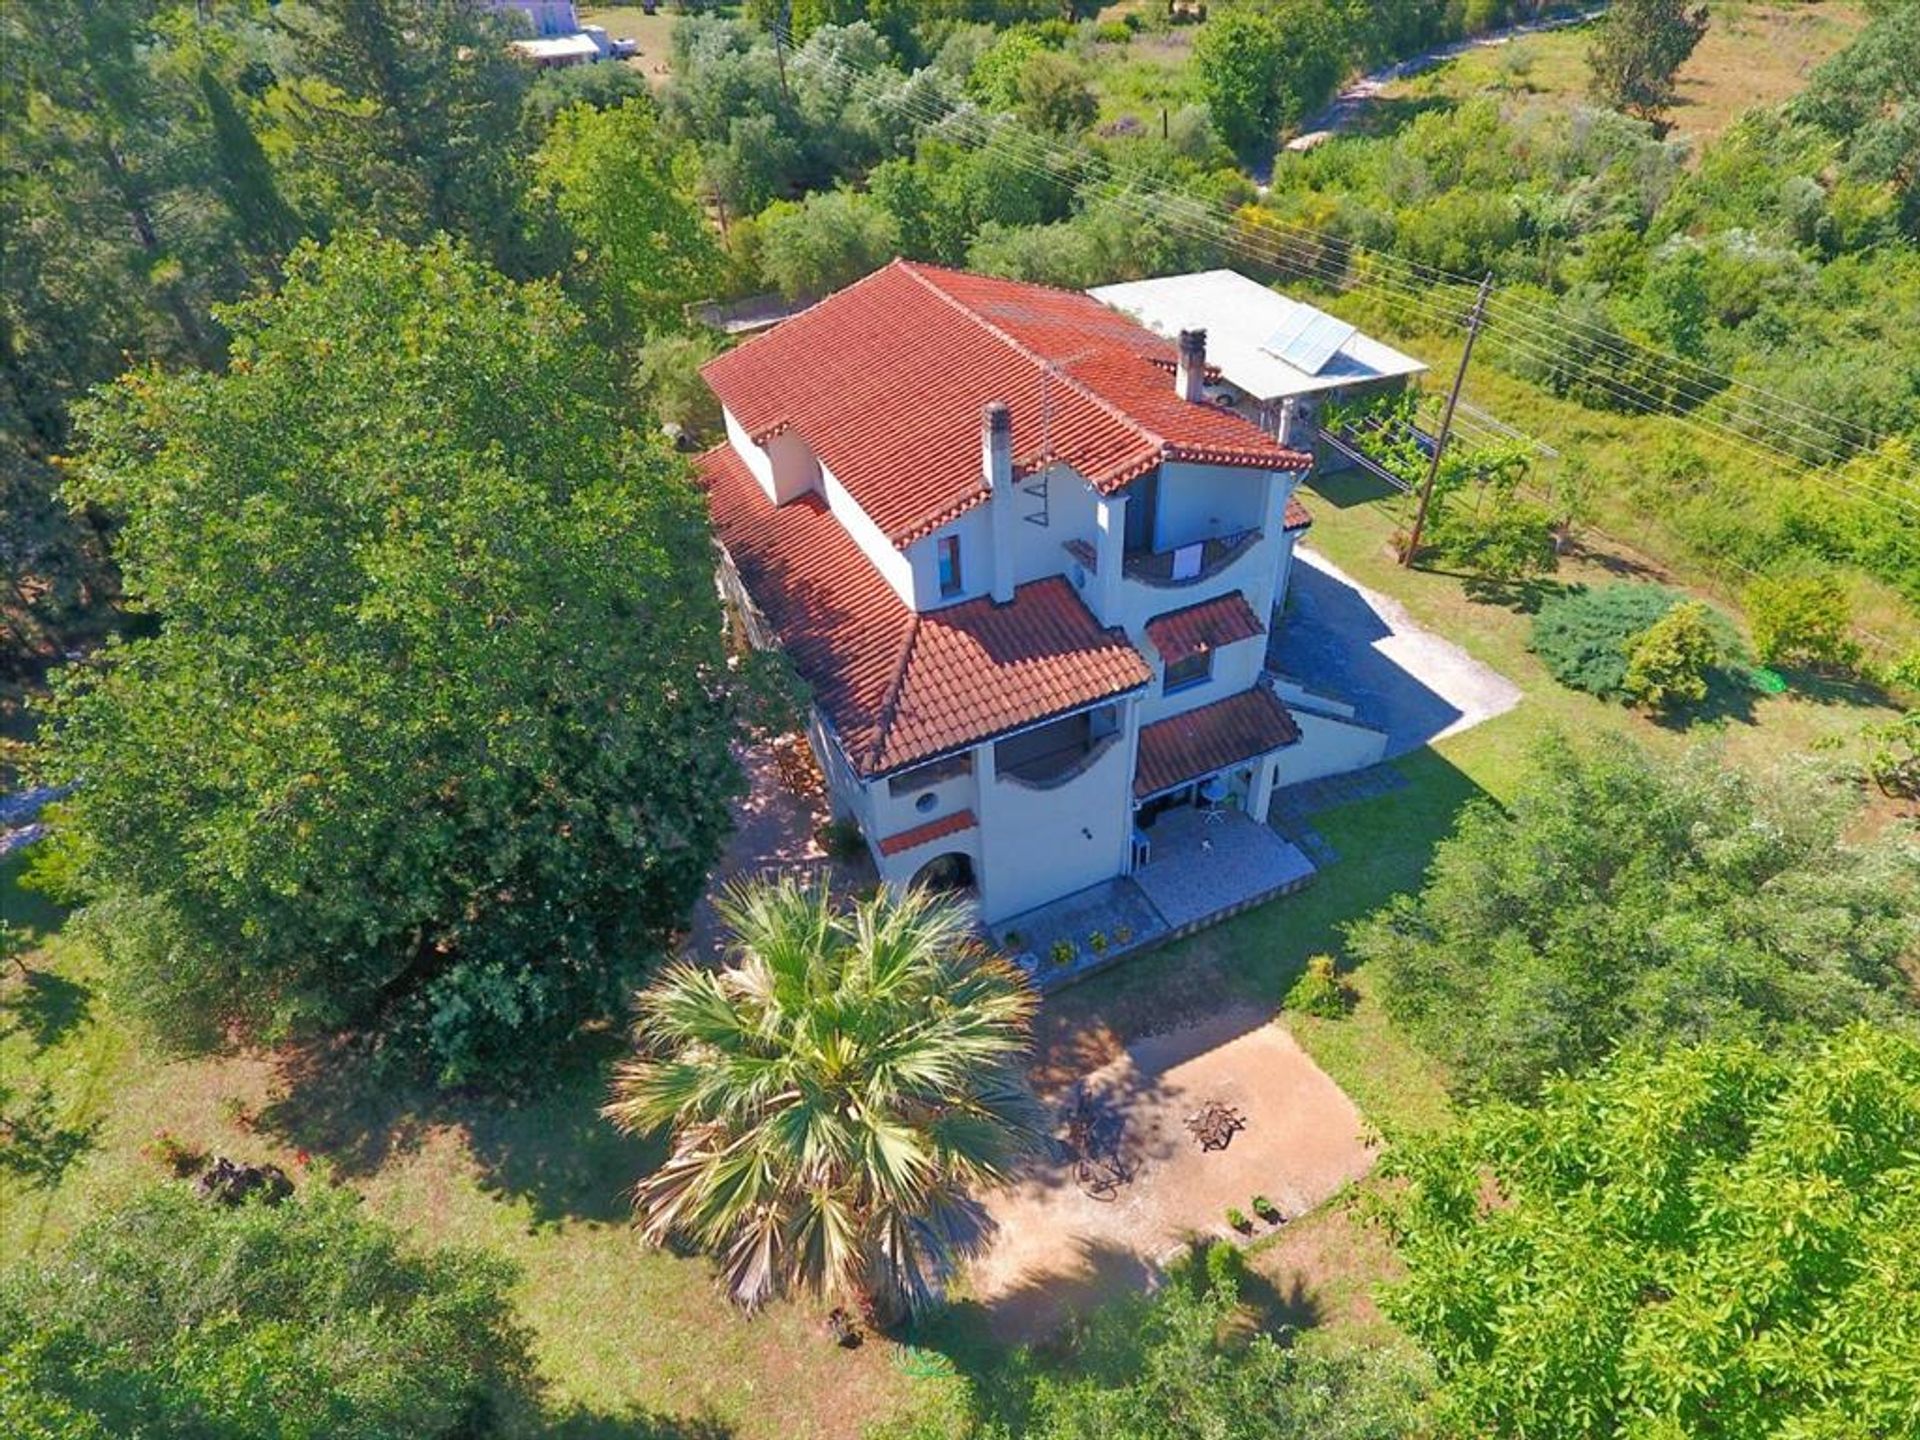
xmin=1586 ymin=0 xmax=1710 ymax=127
xmin=533 ymin=96 xmax=721 ymax=339
xmin=1380 ymin=1026 xmax=1920 ymax=1440
xmin=36 ymin=234 xmax=736 ymax=1086
xmin=0 ymin=1183 xmax=532 ymax=1439
xmin=1349 ymin=732 xmax=1919 ymax=1103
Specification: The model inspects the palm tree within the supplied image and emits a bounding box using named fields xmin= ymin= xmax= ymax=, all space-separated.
xmin=604 ymin=878 xmax=1046 ymax=1322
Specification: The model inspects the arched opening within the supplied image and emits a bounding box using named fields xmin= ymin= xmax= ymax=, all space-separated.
xmin=910 ymin=851 xmax=976 ymax=895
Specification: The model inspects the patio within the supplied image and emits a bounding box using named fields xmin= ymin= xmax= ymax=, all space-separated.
xmin=968 ymin=1008 xmax=1377 ymax=1341
xmin=992 ymin=806 xmax=1316 ymax=991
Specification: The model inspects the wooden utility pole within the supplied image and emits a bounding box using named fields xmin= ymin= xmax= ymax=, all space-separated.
xmin=1403 ymin=273 xmax=1493 ymax=567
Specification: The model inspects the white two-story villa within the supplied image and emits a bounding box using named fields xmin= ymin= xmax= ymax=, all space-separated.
xmin=699 ymin=261 xmax=1349 ymax=930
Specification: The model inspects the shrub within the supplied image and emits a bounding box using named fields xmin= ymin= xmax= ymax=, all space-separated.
xmin=1225 ymin=1205 xmax=1251 ymax=1232
xmin=140 ymin=1130 xmax=206 ymax=1179
xmin=1351 ymin=733 xmax=1920 ymax=1102
xmin=1744 ymin=573 xmax=1863 ymax=672
xmin=1205 ymin=1236 xmax=1247 ymax=1293
xmin=1049 ymin=938 xmax=1076 ymax=967
xmin=1530 ymin=584 xmax=1737 ymax=700
xmin=1087 ymin=929 xmax=1108 ymax=954
xmin=0 ymin=1185 xmax=532 ymax=1436
xmin=1252 ymin=1193 xmax=1281 ymax=1223
xmin=1862 ymin=711 xmax=1920 ymax=800
xmin=1284 ymin=953 xmax=1353 ymax=1019
xmin=821 ymin=819 xmax=866 ymax=859
xmin=1622 ymin=600 xmax=1720 ymax=714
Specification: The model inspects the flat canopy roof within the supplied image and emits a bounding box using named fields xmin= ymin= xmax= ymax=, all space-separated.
xmin=1091 ymin=270 xmax=1427 ymax=403
xmin=511 ymin=33 xmax=600 ymax=61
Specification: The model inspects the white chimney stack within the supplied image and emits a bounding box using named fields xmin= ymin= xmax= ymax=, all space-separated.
xmin=1176 ymin=328 xmax=1207 ymax=403
xmin=983 ymin=402 xmax=1017 ymax=604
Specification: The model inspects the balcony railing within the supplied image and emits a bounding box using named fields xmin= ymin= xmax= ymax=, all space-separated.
xmin=998 ymin=732 xmax=1120 ymax=790
xmin=1061 ymin=529 xmax=1264 ymax=588
xmin=1123 ymin=529 xmax=1262 ymax=587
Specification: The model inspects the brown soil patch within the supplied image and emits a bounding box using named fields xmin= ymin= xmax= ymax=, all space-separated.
xmin=971 ymin=1008 xmax=1376 ymax=1342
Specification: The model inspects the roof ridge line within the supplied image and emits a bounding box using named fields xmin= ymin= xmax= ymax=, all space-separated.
xmin=899 ymin=263 xmax=1173 ymax=460
xmin=867 ymin=608 xmax=924 ymax=770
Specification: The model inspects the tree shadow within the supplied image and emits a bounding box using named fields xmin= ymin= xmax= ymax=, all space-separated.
xmin=1457 ymin=572 xmax=1568 ymax=614
xmin=539 ymin=1404 xmax=736 ymax=1440
xmin=1775 ymin=666 xmax=1898 ymax=713
xmin=0 ymin=968 xmax=93 ymax=1049
xmin=1236 ymin=1263 xmax=1324 ymax=1337
xmin=257 ymin=1027 xmax=658 ymax=1226
xmin=0 ymin=1079 xmax=100 ymax=1186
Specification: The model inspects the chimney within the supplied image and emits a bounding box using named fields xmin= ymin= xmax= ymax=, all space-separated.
xmin=1176 ymin=328 xmax=1207 ymax=403
xmin=982 ymin=402 xmax=1016 ymax=604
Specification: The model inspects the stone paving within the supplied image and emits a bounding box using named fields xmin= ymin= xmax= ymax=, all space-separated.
xmin=1130 ymin=808 xmax=1315 ymax=931
xmin=993 ymin=806 xmax=1316 ymax=991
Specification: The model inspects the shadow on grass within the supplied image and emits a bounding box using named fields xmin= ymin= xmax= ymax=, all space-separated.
xmin=0 ymin=1078 xmax=100 ymax=1186
xmin=1305 ymin=469 xmax=1404 ymax=511
xmin=1777 ymin=667 xmax=1898 ymax=713
xmin=539 ymin=1404 xmax=735 ymax=1440
xmin=0 ymin=968 xmax=93 ymax=1049
xmin=258 ymin=1027 xmax=661 ymax=1226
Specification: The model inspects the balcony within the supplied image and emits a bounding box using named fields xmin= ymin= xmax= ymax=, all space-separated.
xmin=1061 ymin=530 xmax=1264 ymax=589
xmin=1125 ymin=529 xmax=1262 ymax=587
xmin=995 ymin=706 xmax=1122 ymax=790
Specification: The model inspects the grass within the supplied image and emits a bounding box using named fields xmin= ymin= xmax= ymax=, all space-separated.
xmin=0 ymin=903 xmax=938 ymax=1440
xmin=1374 ymin=1 xmax=1868 ymax=153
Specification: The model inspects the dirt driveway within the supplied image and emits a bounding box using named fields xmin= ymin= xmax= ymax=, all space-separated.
xmin=969 ymin=1007 xmax=1376 ymax=1341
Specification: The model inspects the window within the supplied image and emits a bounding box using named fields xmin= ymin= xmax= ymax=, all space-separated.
xmin=937 ymin=535 xmax=962 ymax=597
xmin=1163 ymin=651 xmax=1212 ymax=694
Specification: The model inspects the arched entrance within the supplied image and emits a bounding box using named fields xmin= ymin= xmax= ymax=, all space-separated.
xmin=910 ymin=851 xmax=976 ymax=895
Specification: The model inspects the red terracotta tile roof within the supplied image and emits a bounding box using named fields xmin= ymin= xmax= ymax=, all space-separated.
xmin=701 ymin=444 xmax=1152 ymax=778
xmin=1284 ymin=495 xmax=1312 ymax=531
xmin=877 ymin=808 xmax=977 ymax=857
xmin=1144 ymin=593 xmax=1266 ymax=668
xmin=1134 ymin=685 xmax=1301 ymax=799
xmin=702 ymin=261 xmax=1312 ymax=547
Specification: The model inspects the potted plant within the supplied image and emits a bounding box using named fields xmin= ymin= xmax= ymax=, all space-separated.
xmin=1225 ymin=1205 xmax=1252 ymax=1234
xmin=1252 ymin=1194 xmax=1282 ymax=1225
xmin=1049 ymin=939 xmax=1076 ymax=968
xmin=1087 ymin=929 xmax=1108 ymax=955
xmin=1112 ymin=923 xmax=1133 ymax=945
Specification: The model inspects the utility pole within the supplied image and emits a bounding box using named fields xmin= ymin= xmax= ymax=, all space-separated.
xmin=1403 ymin=273 xmax=1492 ymax=567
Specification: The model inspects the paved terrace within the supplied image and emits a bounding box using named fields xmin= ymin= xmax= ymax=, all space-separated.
xmin=994 ymin=808 xmax=1315 ymax=991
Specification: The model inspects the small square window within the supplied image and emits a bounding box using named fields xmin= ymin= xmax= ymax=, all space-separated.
xmin=1163 ymin=651 xmax=1211 ymax=694
xmin=937 ymin=536 xmax=963 ymax=597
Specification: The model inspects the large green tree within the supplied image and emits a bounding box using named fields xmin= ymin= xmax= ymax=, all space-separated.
xmin=1587 ymin=0 xmax=1710 ymax=127
xmin=1349 ymin=732 xmax=1919 ymax=1103
xmin=1379 ymin=1027 xmax=1920 ymax=1439
xmin=0 ymin=1184 xmax=532 ymax=1438
xmin=36 ymin=234 xmax=736 ymax=1086
xmin=604 ymin=881 xmax=1044 ymax=1321
xmin=262 ymin=0 xmax=533 ymax=271
xmin=533 ymin=97 xmax=721 ymax=340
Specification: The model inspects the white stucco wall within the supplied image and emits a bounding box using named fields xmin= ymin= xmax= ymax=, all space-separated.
xmin=1268 ymin=711 xmax=1389 ymax=788
xmin=973 ymin=717 xmax=1136 ymax=922
xmin=1137 ymin=630 xmax=1269 ymax=727
xmin=816 ymin=458 xmax=915 ymax=606
xmin=1150 ymin=462 xmax=1270 ymax=553
xmin=904 ymin=508 xmax=992 ymax=610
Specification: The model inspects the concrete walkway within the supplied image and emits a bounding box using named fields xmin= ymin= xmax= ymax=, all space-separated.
xmin=1269 ymin=547 xmax=1521 ymax=757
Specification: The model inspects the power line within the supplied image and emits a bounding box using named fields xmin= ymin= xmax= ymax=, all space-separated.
xmin=786 ymin=42 xmax=1920 ymax=517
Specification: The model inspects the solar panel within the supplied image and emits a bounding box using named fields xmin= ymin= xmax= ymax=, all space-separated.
xmin=1259 ymin=309 xmax=1357 ymax=376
